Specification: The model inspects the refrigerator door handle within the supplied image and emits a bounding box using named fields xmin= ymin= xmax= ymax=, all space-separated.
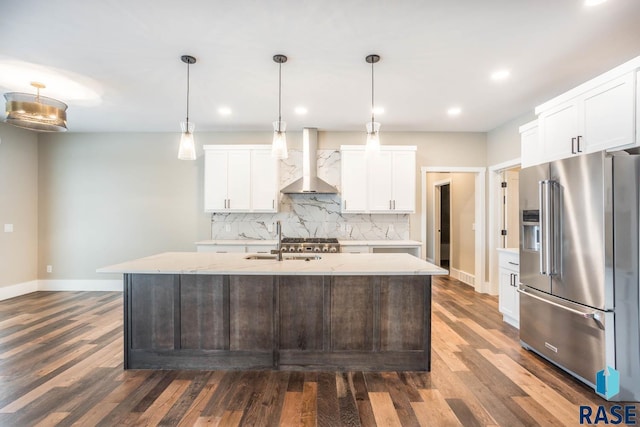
xmin=518 ymin=287 xmax=606 ymax=322
xmin=539 ymin=180 xmax=547 ymax=275
xmin=548 ymin=180 xmax=558 ymax=276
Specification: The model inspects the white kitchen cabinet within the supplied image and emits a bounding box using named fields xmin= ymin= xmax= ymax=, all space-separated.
xmin=536 ymin=71 xmax=637 ymax=163
xmin=341 ymin=146 xmax=416 ymax=214
xmin=520 ymin=121 xmax=541 ymax=168
xmin=340 ymin=149 xmax=368 ymax=213
xmin=498 ymin=249 xmax=519 ymax=328
xmin=250 ymin=149 xmax=279 ymax=212
xmin=203 ymin=145 xmax=278 ymax=213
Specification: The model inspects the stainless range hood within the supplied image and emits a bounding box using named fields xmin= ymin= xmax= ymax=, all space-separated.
xmin=281 ymin=127 xmax=338 ymax=194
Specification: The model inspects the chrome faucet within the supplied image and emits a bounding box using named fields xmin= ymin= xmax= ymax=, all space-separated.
xmin=271 ymin=220 xmax=283 ymax=261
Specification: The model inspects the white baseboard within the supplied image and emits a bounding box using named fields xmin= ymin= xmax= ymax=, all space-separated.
xmin=0 ymin=280 xmax=39 ymax=301
xmin=449 ymin=268 xmax=475 ymax=288
xmin=0 ymin=279 xmax=122 ymax=301
xmin=38 ymin=279 xmax=123 ymax=292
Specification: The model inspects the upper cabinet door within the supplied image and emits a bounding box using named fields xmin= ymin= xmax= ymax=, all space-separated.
xmin=204 ymin=150 xmax=229 ymax=212
xmin=341 ymin=149 xmax=368 ymax=212
xmin=368 ymin=151 xmax=393 ymax=212
xmin=582 ymin=73 xmax=636 ymax=153
xmin=225 ymin=151 xmax=252 ymax=211
xmin=538 ymin=102 xmax=579 ymax=162
xmin=251 ymin=150 xmax=278 ymax=212
xmin=391 ymin=151 xmax=416 ymax=213
xmin=520 ymin=122 xmax=541 ymax=169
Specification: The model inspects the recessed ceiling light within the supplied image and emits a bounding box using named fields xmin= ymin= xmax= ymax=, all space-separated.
xmin=218 ymin=106 xmax=232 ymax=116
xmin=294 ymin=106 xmax=308 ymax=115
xmin=491 ymin=69 xmax=510 ymax=81
xmin=372 ymin=106 xmax=385 ymax=115
xmin=585 ymin=0 xmax=607 ymax=6
xmin=447 ymin=107 xmax=462 ymax=116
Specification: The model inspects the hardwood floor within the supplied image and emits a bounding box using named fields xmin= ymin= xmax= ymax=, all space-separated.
xmin=0 ymin=276 xmax=622 ymax=426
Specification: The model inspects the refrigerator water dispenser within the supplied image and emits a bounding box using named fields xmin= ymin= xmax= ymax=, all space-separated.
xmin=522 ymin=210 xmax=540 ymax=252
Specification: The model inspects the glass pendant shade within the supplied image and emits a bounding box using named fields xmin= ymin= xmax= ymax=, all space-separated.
xmin=365 ymin=121 xmax=381 ymax=151
xmin=178 ymin=121 xmax=196 ymax=160
xmin=4 ymin=84 xmax=68 ymax=132
xmin=272 ymin=120 xmax=288 ymax=159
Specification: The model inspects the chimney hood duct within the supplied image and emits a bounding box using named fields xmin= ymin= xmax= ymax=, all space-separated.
xmin=281 ymin=128 xmax=339 ymax=194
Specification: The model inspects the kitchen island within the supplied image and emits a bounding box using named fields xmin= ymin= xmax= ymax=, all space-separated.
xmin=98 ymin=252 xmax=447 ymax=371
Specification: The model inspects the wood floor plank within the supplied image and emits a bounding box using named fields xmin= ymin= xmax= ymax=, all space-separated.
xmin=177 ymin=371 xmax=224 ymax=427
xmin=278 ymin=391 xmax=303 ymax=426
xmin=300 ymin=380 xmax=318 ymax=427
xmin=512 ymin=396 xmax=565 ymax=427
xmin=414 ymin=389 xmax=462 ymax=426
xmin=135 ymin=378 xmax=191 ymax=426
xmin=368 ymin=391 xmax=403 ymax=427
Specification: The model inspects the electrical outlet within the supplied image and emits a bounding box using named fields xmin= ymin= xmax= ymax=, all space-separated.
xmin=346 ymin=224 xmax=352 ymax=233
xmin=388 ymin=224 xmax=394 ymax=233
xmin=4 ymin=224 xmax=14 ymax=233
xmin=46 ymin=265 xmax=53 ymax=273
xmin=267 ymin=223 xmax=273 ymax=233
xmin=225 ymin=223 xmax=231 ymax=232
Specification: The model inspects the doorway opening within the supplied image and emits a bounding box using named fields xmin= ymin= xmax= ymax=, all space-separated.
xmin=421 ymin=166 xmax=486 ymax=293
xmin=434 ymin=182 xmax=451 ymax=269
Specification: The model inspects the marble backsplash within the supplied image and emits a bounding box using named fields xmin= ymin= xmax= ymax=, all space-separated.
xmin=210 ymin=149 xmax=410 ymax=240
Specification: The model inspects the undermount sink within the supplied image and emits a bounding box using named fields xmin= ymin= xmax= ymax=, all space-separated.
xmin=244 ymin=254 xmax=322 ymax=261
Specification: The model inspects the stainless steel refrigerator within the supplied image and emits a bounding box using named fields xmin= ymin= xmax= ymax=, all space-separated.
xmin=519 ymin=150 xmax=640 ymax=401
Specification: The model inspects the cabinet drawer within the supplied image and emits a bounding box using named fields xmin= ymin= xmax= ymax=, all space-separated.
xmin=498 ymin=253 xmax=519 ymax=270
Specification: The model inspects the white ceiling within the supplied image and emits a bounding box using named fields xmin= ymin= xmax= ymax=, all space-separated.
xmin=1 ymin=0 xmax=640 ymax=133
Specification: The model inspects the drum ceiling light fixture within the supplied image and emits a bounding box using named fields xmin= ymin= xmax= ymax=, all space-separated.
xmin=4 ymin=82 xmax=68 ymax=132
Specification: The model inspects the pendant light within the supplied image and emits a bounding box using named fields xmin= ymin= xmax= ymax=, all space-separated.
xmin=178 ymin=55 xmax=196 ymax=160
xmin=4 ymin=82 xmax=68 ymax=132
xmin=272 ymin=54 xmax=288 ymax=159
xmin=365 ymin=54 xmax=381 ymax=151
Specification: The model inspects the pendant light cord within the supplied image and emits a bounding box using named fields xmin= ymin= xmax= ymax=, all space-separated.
xmin=185 ymin=61 xmax=190 ymax=128
xmin=371 ymin=58 xmax=375 ymax=124
xmin=278 ymin=61 xmax=282 ymax=132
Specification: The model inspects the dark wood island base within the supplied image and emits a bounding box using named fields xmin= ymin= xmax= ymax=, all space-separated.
xmin=124 ymin=274 xmax=431 ymax=371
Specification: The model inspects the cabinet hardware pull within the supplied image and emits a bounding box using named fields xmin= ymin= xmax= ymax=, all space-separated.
xmin=344 ymin=200 xmax=347 ymax=210
xmin=571 ymin=137 xmax=577 ymax=154
xmin=272 ymin=199 xmax=275 ymax=209
xmin=577 ymin=135 xmax=583 ymax=153
xmin=228 ymin=199 xmax=231 ymax=209
xmin=393 ymin=200 xmax=396 ymax=210
xmin=508 ymin=261 xmax=519 ymax=266
xmin=390 ymin=200 xmax=392 ymax=210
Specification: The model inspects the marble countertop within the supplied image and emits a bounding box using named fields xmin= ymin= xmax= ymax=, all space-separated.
xmin=98 ymin=252 xmax=446 ymax=276
xmin=196 ymin=239 xmax=422 ymax=246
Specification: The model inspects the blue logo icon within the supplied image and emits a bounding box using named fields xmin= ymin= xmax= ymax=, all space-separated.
xmin=596 ymin=365 xmax=620 ymax=399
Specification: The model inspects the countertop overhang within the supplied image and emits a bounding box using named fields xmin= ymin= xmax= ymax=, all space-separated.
xmin=98 ymin=251 xmax=447 ymax=276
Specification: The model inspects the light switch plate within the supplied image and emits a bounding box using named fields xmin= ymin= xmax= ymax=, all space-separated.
xmin=4 ymin=224 xmax=13 ymax=233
